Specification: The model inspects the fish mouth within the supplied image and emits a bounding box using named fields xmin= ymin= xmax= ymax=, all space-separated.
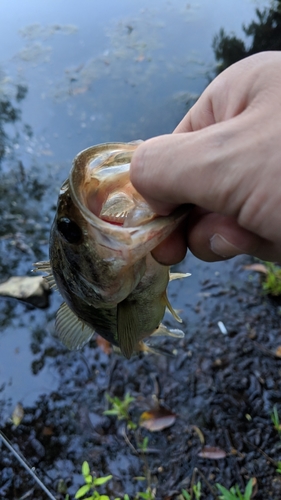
xmin=69 ymin=142 xmax=187 ymax=257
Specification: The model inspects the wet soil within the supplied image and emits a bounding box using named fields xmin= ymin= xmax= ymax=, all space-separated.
xmin=1 ymin=253 xmax=281 ymax=500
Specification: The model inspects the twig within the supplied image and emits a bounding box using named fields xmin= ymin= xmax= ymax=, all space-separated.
xmin=0 ymin=430 xmax=57 ymax=500
xmin=194 ymin=468 xmax=220 ymax=499
xmin=244 ymin=439 xmax=278 ymax=467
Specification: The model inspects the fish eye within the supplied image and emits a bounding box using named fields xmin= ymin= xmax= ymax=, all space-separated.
xmin=57 ymin=217 xmax=83 ymax=244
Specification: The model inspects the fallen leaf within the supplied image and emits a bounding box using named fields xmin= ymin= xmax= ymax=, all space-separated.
xmin=139 ymin=407 xmax=176 ymax=432
xmin=12 ymin=403 xmax=24 ymax=427
xmin=42 ymin=426 xmax=54 ymax=436
xmin=244 ymin=263 xmax=268 ymax=274
xmin=96 ymin=335 xmax=112 ymax=354
xmin=275 ymin=346 xmax=281 ymax=358
xmin=198 ymin=446 xmax=226 ymax=459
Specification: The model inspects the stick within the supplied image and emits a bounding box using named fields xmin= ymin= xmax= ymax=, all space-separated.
xmin=0 ymin=430 xmax=57 ymax=500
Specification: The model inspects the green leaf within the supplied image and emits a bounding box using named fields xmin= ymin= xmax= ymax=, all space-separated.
xmin=216 ymin=484 xmax=236 ymax=500
xmin=93 ymin=475 xmax=113 ymax=486
xmin=75 ymin=484 xmax=91 ymax=499
xmin=82 ymin=461 xmax=91 ymax=478
xmin=243 ymin=479 xmax=253 ymax=500
xmin=99 ymin=496 xmax=111 ymax=500
xmin=85 ymin=475 xmax=93 ymax=484
xmin=181 ymin=489 xmax=191 ymax=500
xmin=104 ymin=409 xmax=119 ymax=416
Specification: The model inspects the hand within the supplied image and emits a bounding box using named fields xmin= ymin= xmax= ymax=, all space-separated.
xmin=130 ymin=51 xmax=281 ymax=264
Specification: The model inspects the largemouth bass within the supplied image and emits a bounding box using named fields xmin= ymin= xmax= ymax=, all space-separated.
xmin=35 ymin=142 xmax=189 ymax=359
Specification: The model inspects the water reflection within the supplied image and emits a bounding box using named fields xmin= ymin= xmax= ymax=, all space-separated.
xmin=213 ymin=0 xmax=281 ymax=73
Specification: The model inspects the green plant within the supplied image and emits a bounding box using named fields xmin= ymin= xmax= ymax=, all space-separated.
xmin=74 ymin=461 xmax=112 ymax=500
xmin=271 ymin=405 xmax=281 ymax=439
xmin=138 ymin=436 xmax=149 ymax=453
xmin=136 ymin=487 xmax=155 ymax=500
xmin=181 ymin=481 xmax=201 ymax=499
xmin=216 ymin=478 xmax=253 ymax=500
xmin=104 ymin=392 xmax=136 ymax=430
xmin=262 ymin=262 xmax=281 ymax=296
xmin=276 ymin=461 xmax=281 ymax=474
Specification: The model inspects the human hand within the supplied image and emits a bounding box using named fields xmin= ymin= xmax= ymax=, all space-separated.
xmin=130 ymin=51 xmax=281 ymax=264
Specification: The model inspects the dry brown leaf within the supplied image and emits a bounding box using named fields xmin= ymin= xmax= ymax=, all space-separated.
xmin=139 ymin=407 xmax=176 ymax=432
xmin=12 ymin=403 xmax=24 ymax=427
xmin=42 ymin=426 xmax=54 ymax=436
xmin=243 ymin=263 xmax=268 ymax=274
xmin=198 ymin=446 xmax=226 ymax=459
xmin=96 ymin=335 xmax=112 ymax=354
xmin=275 ymin=346 xmax=281 ymax=358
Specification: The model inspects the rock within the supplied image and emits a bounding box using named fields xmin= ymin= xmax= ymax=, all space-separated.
xmin=0 ymin=276 xmax=50 ymax=308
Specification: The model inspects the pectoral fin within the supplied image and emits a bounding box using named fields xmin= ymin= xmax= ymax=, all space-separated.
xmin=55 ymin=302 xmax=95 ymax=350
xmin=117 ymin=300 xmax=139 ymax=359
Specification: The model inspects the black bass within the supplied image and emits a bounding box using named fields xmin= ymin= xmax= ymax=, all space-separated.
xmin=35 ymin=142 xmax=189 ymax=359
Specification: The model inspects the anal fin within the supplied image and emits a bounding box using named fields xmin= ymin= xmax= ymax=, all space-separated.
xmin=117 ymin=300 xmax=139 ymax=359
xmin=55 ymin=302 xmax=95 ymax=350
xmin=151 ymin=323 xmax=185 ymax=338
xmin=162 ymin=291 xmax=182 ymax=323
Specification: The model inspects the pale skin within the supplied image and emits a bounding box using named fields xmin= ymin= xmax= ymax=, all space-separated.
xmin=130 ymin=51 xmax=281 ymax=265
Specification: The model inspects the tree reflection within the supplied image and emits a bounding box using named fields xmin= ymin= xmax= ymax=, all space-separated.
xmin=213 ymin=0 xmax=281 ymax=73
xmin=0 ymin=83 xmax=28 ymax=162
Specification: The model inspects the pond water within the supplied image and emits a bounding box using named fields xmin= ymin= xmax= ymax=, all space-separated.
xmin=0 ymin=1 xmax=275 ymax=498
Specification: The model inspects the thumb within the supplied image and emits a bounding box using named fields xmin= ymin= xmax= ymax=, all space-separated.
xmin=130 ymin=125 xmax=248 ymax=217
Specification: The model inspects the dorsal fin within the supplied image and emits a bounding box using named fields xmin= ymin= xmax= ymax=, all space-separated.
xmin=117 ymin=300 xmax=140 ymax=359
xmin=33 ymin=261 xmax=58 ymax=291
xmin=55 ymin=302 xmax=95 ymax=350
xmin=33 ymin=260 xmax=52 ymax=273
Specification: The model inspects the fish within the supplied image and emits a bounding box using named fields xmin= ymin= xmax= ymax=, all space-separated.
xmin=34 ymin=141 xmax=189 ymax=359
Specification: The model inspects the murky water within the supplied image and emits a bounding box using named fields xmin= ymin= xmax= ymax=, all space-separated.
xmin=0 ymin=0 xmax=273 ymax=497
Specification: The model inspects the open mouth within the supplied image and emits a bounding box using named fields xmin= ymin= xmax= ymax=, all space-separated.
xmin=86 ymin=177 xmax=156 ymax=228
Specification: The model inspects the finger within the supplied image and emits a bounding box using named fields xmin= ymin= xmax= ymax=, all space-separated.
xmin=130 ymin=118 xmax=255 ymax=217
xmin=151 ymin=219 xmax=188 ymax=265
xmin=186 ymin=209 xmax=278 ymax=262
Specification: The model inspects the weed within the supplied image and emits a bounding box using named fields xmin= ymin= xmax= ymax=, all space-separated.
xmin=276 ymin=461 xmax=281 ymax=474
xmin=261 ymin=262 xmax=281 ymax=296
xmin=74 ymin=461 xmax=112 ymax=500
xmin=138 ymin=436 xmax=149 ymax=453
xmin=216 ymin=478 xmax=253 ymax=500
xmin=104 ymin=392 xmax=137 ymax=430
xmin=271 ymin=405 xmax=281 ymax=439
xmin=181 ymin=481 xmax=201 ymax=499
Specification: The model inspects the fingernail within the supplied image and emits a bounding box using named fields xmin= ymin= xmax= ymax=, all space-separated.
xmin=210 ymin=233 xmax=243 ymax=258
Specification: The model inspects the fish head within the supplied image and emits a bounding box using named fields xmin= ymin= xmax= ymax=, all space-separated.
xmin=50 ymin=142 xmax=187 ymax=309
